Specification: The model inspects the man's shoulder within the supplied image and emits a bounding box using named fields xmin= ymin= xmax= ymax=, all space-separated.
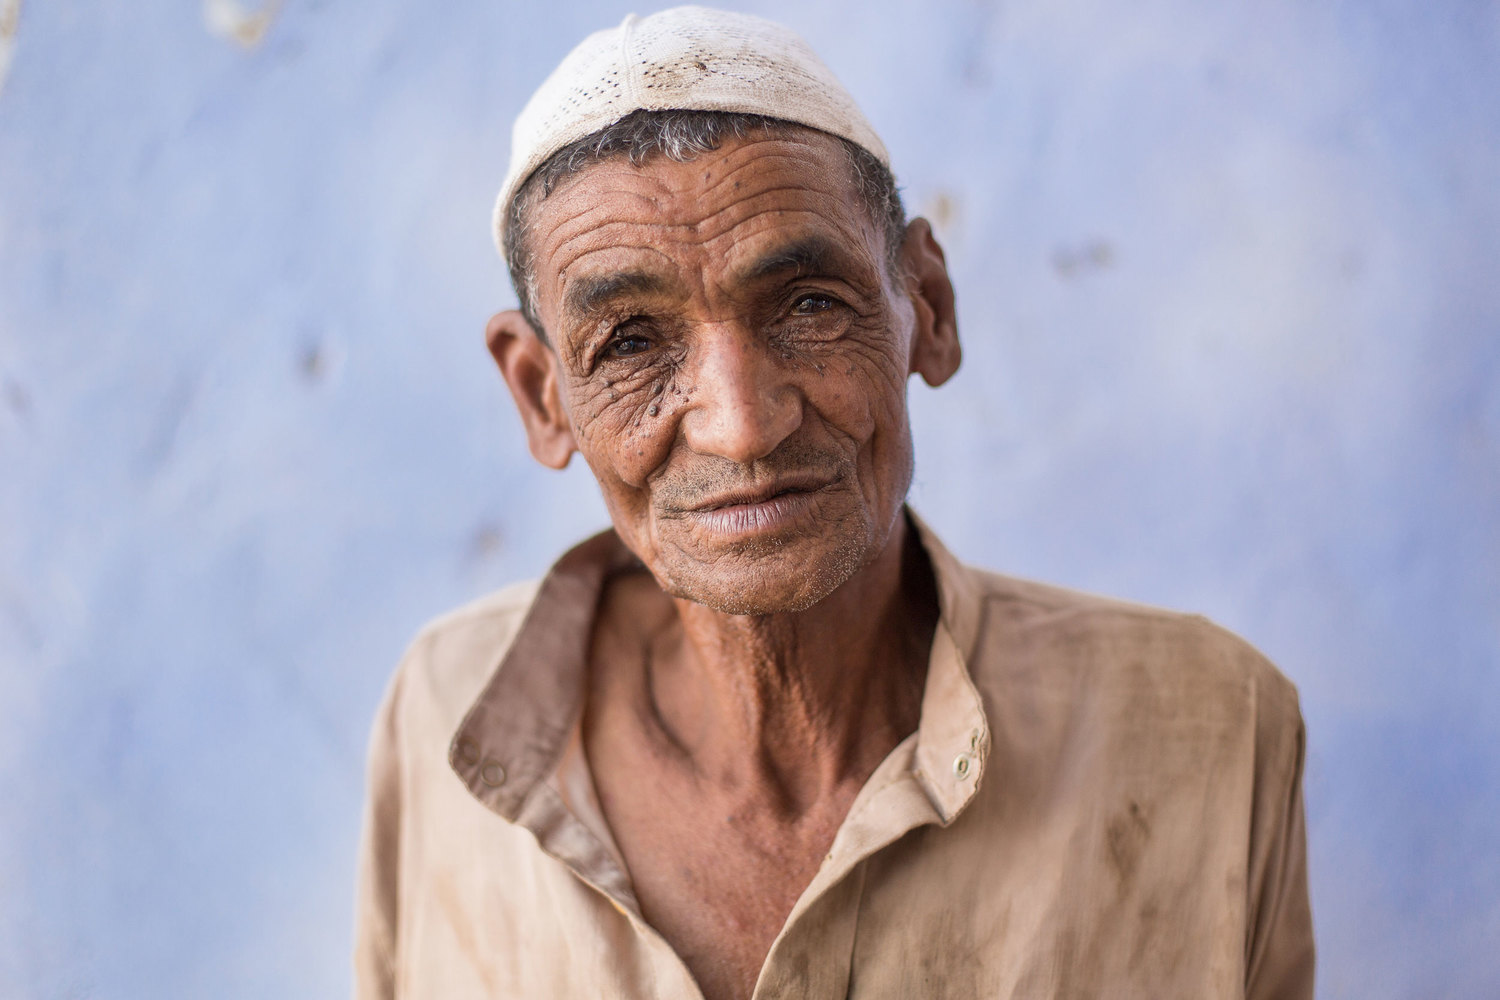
xmin=411 ymin=578 xmax=543 ymax=654
xmin=385 ymin=578 xmax=544 ymax=728
xmin=961 ymin=563 xmax=1300 ymax=719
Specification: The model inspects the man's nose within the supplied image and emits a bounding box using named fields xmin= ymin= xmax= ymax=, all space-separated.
xmin=679 ymin=326 xmax=802 ymax=465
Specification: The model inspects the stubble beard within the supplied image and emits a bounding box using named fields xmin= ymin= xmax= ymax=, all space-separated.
xmin=656 ymin=518 xmax=874 ymax=617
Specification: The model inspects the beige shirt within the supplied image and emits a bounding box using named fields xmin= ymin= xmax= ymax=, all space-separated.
xmin=354 ymin=517 xmax=1314 ymax=999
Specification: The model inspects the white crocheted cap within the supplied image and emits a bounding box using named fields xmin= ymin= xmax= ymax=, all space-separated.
xmin=492 ymin=5 xmax=888 ymax=260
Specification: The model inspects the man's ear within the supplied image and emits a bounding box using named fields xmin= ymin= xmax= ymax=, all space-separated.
xmin=900 ymin=219 xmax=962 ymax=387
xmin=486 ymin=310 xmax=577 ymax=470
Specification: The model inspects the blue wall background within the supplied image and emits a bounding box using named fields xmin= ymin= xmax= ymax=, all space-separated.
xmin=2 ymin=1 xmax=1496 ymax=996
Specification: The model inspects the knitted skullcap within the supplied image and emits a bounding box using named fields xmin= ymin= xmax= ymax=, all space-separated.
xmin=492 ymin=5 xmax=888 ymax=260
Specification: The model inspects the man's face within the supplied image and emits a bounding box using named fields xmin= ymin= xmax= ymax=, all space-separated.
xmin=516 ymin=130 xmax=945 ymax=615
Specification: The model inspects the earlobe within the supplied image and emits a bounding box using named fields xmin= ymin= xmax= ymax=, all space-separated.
xmin=900 ymin=219 xmax=962 ymax=387
xmin=485 ymin=310 xmax=577 ymax=469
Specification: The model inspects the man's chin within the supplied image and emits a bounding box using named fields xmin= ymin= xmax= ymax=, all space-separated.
xmin=656 ymin=540 xmax=868 ymax=618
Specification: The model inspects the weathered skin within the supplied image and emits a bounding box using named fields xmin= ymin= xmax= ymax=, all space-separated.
xmin=486 ymin=129 xmax=961 ymax=1000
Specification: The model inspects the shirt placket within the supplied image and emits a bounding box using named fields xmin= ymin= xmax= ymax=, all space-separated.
xmin=752 ymin=619 xmax=992 ymax=998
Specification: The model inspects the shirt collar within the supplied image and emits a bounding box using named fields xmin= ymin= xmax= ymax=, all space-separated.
xmin=448 ymin=530 xmax=633 ymax=820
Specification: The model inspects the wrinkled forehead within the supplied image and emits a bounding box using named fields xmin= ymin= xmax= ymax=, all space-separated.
xmin=526 ymin=132 xmax=886 ymax=316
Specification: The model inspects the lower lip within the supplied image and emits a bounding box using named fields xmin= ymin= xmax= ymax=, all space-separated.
xmin=687 ymin=490 xmax=820 ymax=539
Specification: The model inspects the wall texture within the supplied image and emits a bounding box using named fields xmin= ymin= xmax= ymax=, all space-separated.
xmin=2 ymin=1 xmax=1496 ymax=997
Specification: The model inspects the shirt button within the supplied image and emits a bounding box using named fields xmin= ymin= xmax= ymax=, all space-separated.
xmin=480 ymin=760 xmax=507 ymax=786
xmin=953 ymin=753 xmax=973 ymax=779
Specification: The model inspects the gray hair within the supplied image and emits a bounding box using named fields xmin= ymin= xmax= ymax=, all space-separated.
xmin=502 ymin=109 xmax=907 ymax=342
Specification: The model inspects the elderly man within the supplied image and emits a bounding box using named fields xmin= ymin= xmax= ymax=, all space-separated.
xmin=353 ymin=7 xmax=1314 ymax=999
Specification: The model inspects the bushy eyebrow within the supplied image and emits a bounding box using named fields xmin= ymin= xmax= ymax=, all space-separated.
xmin=739 ymin=235 xmax=863 ymax=284
xmin=562 ymin=270 xmax=667 ymax=319
xmin=559 ymin=234 xmax=871 ymax=322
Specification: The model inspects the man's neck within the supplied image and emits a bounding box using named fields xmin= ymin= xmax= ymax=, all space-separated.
xmin=637 ymin=516 xmax=938 ymax=815
xmin=580 ymin=516 xmax=940 ymax=1000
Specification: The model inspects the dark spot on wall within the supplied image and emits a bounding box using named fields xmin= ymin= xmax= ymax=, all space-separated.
xmin=468 ymin=522 xmax=505 ymax=561
xmin=3 ymin=377 xmax=30 ymax=418
xmin=1052 ymin=239 xmax=1116 ymax=279
xmin=298 ymin=343 xmax=328 ymax=382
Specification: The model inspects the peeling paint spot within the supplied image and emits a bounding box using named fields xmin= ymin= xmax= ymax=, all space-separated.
xmin=0 ymin=0 xmax=21 ymax=97
xmin=1052 ymin=239 xmax=1116 ymax=279
xmin=203 ymin=0 xmax=282 ymax=49
xmin=926 ymin=191 xmax=958 ymax=231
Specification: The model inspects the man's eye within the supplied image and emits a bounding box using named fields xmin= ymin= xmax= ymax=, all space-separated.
xmin=605 ymin=330 xmax=652 ymax=358
xmin=791 ymin=294 xmax=836 ymax=315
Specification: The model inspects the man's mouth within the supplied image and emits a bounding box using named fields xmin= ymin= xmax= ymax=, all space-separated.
xmin=690 ymin=475 xmax=833 ymax=513
xmin=670 ymin=474 xmax=838 ymax=538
